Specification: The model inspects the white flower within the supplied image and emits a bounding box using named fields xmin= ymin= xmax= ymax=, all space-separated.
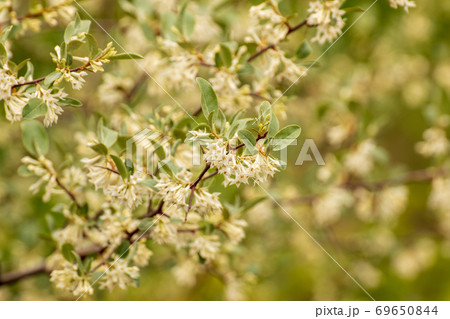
xmin=172 ymin=259 xmax=198 ymax=287
xmin=376 ymin=186 xmax=409 ymax=222
xmin=151 ymin=216 xmax=178 ymax=244
xmin=156 ymin=39 xmax=199 ymax=91
xmin=53 ymin=208 xmax=86 ymax=245
xmin=428 ymin=178 xmax=450 ymax=213
xmin=50 ymin=262 xmax=93 ymax=297
xmin=25 ymin=86 xmax=68 ymax=126
xmin=307 ymin=0 xmax=346 ymax=44
xmin=132 ymin=243 xmax=153 ymax=267
xmin=191 ymin=188 xmax=222 ymax=215
xmin=190 ymin=234 xmax=220 ymax=261
xmin=203 ymin=138 xmax=280 ymax=186
xmin=3 ymin=95 xmax=27 ymax=122
xmin=415 ymin=127 xmax=449 ymax=158
xmin=389 ymin=0 xmax=415 ymax=12
xmin=99 ymin=258 xmax=139 ymax=291
xmin=344 ymin=139 xmax=378 ymax=177
xmin=313 ymin=187 xmax=354 ymax=225
xmin=155 ymin=174 xmax=191 ymax=210
xmin=103 ymin=170 xmax=149 ymax=209
xmin=210 ymin=70 xmax=252 ymax=112
xmin=220 ymin=219 xmax=247 ymax=244
xmin=22 ymin=156 xmax=62 ymax=202
xmin=248 ymin=2 xmax=289 ymax=45
xmin=82 ymin=155 xmax=120 ymax=189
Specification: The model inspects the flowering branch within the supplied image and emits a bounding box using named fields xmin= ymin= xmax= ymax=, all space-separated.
xmin=247 ymin=19 xmax=309 ymax=63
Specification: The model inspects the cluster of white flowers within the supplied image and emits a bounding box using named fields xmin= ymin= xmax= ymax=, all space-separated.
xmin=220 ymin=219 xmax=248 ymax=244
xmin=155 ymin=39 xmax=200 ymax=91
xmin=247 ymin=2 xmax=289 ymax=45
xmin=200 ymin=137 xmax=280 ymax=186
xmin=190 ymin=234 xmax=221 ymax=261
xmin=98 ymin=258 xmax=140 ymax=292
xmin=22 ymin=156 xmax=61 ymax=202
xmin=389 ymin=0 xmax=416 ymax=12
xmin=50 ymin=262 xmax=93 ymax=297
xmin=103 ymin=170 xmax=149 ymax=209
xmin=415 ymin=127 xmax=449 ymax=158
xmin=1 ymin=0 xmax=76 ymax=33
xmin=0 ymin=67 xmax=27 ymax=122
xmin=376 ymin=186 xmax=409 ymax=222
xmin=156 ymin=170 xmax=222 ymax=215
xmin=26 ymin=85 xmax=68 ymax=126
xmin=306 ymin=0 xmax=345 ymax=44
xmin=313 ymin=187 xmax=354 ymax=225
xmin=210 ymin=70 xmax=252 ymax=112
xmin=82 ymin=155 xmax=120 ymax=189
xmin=51 ymin=42 xmax=116 ymax=90
xmin=344 ymin=139 xmax=378 ymax=177
xmin=428 ymin=178 xmax=450 ymax=213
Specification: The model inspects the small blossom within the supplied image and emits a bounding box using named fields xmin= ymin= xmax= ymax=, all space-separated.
xmin=50 ymin=262 xmax=93 ymax=297
xmin=99 ymin=258 xmax=140 ymax=291
xmin=389 ymin=0 xmax=415 ymax=12
xmin=190 ymin=234 xmax=220 ymax=261
xmin=307 ymin=0 xmax=346 ymax=44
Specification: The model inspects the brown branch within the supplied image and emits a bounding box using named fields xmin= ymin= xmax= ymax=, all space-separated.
xmin=247 ymin=19 xmax=309 ymax=63
xmin=202 ymin=169 xmax=219 ymax=181
xmin=247 ymin=44 xmax=276 ymax=63
xmin=55 ymin=176 xmax=81 ymax=209
xmin=12 ymin=64 xmax=89 ymax=89
xmin=94 ymin=165 xmax=120 ymax=175
xmin=187 ymin=163 xmax=212 ymax=218
xmin=192 ymin=106 xmax=202 ymax=117
xmin=0 ymin=245 xmax=103 ymax=286
xmin=286 ymin=20 xmax=308 ymax=35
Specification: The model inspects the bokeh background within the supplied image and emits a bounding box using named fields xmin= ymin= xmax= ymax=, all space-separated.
xmin=1 ymin=0 xmax=450 ymax=300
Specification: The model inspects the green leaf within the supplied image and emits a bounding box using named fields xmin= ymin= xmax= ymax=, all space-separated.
xmin=219 ymin=44 xmax=232 ymax=68
xmin=111 ymin=155 xmax=128 ymax=180
xmin=62 ymin=243 xmax=76 ymax=263
xmin=115 ymin=240 xmax=130 ymax=258
xmin=178 ymin=4 xmax=195 ymax=37
xmin=22 ymin=98 xmax=47 ymax=120
xmin=196 ymin=77 xmax=219 ymax=119
xmin=161 ymin=11 xmax=178 ymax=41
xmin=296 ymin=41 xmax=312 ymax=59
xmin=72 ymin=251 xmax=85 ymax=276
xmin=138 ymin=218 xmax=155 ymax=230
xmin=109 ymin=52 xmax=144 ymax=60
xmin=237 ymin=130 xmax=257 ymax=153
xmin=0 ymin=25 xmax=13 ymax=43
xmin=57 ymin=97 xmax=83 ymax=107
xmin=64 ymin=21 xmax=76 ymax=44
xmin=43 ymin=71 xmax=62 ymax=87
xmin=138 ymin=178 xmax=159 ymax=192
xmin=97 ymin=119 xmax=118 ymax=147
xmin=258 ymin=101 xmax=271 ymax=122
xmin=158 ymin=159 xmax=179 ymax=176
xmin=240 ymin=196 xmax=267 ymax=213
xmin=214 ymin=109 xmax=226 ymax=134
xmin=90 ymin=143 xmax=108 ymax=155
xmin=0 ymin=43 xmax=7 ymax=61
xmin=125 ymin=158 xmax=134 ymax=175
xmin=271 ymin=125 xmax=301 ymax=151
xmin=267 ymin=112 xmax=279 ymax=138
xmin=85 ymin=33 xmax=99 ymax=58
xmin=21 ymin=121 xmax=49 ymax=156
xmin=343 ymin=7 xmax=364 ymax=14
